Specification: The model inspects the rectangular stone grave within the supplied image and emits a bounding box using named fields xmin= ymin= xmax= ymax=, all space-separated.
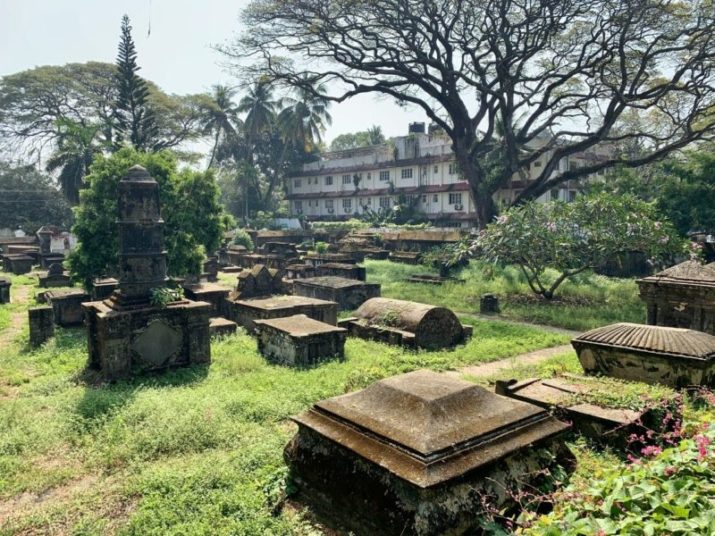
xmin=201 ymin=256 xmax=219 ymax=282
xmin=495 ymin=375 xmax=676 ymax=448
xmin=254 ymin=314 xmax=346 ymax=366
xmin=92 ymin=278 xmax=119 ymax=300
xmin=406 ymin=274 xmax=463 ymax=285
xmin=303 ymin=253 xmax=356 ymax=267
xmin=46 ymin=289 xmax=90 ymax=327
xmin=316 ymin=262 xmax=366 ymax=281
xmin=0 ymin=278 xmax=10 ymax=304
xmin=209 ymin=317 xmax=238 ymax=338
xmin=29 ymin=306 xmax=54 ymax=347
xmin=39 ymin=253 xmax=65 ymax=270
xmin=285 ymin=370 xmax=572 ymax=535
xmin=2 ymin=254 xmax=33 ymax=275
xmin=182 ymin=282 xmax=230 ymax=317
xmin=38 ymin=263 xmax=71 ymax=288
xmin=572 ymin=322 xmax=715 ymax=388
xmin=227 ymin=294 xmax=338 ymax=333
xmin=226 ymin=245 xmax=247 ymax=267
xmin=388 ymin=250 xmax=422 ymax=264
xmin=637 ymin=260 xmax=715 ymax=334
xmin=339 ymin=297 xmax=472 ymax=350
xmin=293 ymin=276 xmax=380 ymax=311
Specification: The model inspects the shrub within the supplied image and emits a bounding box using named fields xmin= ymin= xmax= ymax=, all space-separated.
xmin=232 ymin=228 xmax=254 ymax=251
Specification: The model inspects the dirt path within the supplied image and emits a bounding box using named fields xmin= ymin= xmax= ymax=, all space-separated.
xmin=0 ymin=283 xmax=31 ymax=347
xmin=446 ymin=343 xmax=575 ymax=381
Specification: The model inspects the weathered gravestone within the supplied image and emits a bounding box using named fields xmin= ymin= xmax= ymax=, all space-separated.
xmin=293 ymin=276 xmax=380 ymax=311
xmin=28 ymin=306 xmax=54 ymax=347
xmin=202 ymin=256 xmax=219 ymax=282
xmin=46 ymin=289 xmax=90 ymax=327
xmin=0 ymin=278 xmax=10 ymax=304
xmin=480 ymin=293 xmax=500 ymax=314
xmin=183 ymin=282 xmax=230 ymax=317
xmin=229 ymin=295 xmax=338 ymax=333
xmin=316 ymin=262 xmax=366 ymax=281
xmin=2 ymin=254 xmax=33 ymax=275
xmin=38 ymin=263 xmax=71 ymax=288
xmin=254 ymin=314 xmax=347 ymax=366
xmin=572 ymin=322 xmax=715 ymax=388
xmin=339 ymin=297 xmax=472 ymax=350
xmin=285 ymin=369 xmax=573 ymax=535
xmin=495 ymin=374 xmax=681 ymax=448
xmin=637 ymin=260 xmax=715 ymax=335
xmin=83 ymin=165 xmax=211 ymax=381
xmin=91 ymin=277 xmax=119 ymax=300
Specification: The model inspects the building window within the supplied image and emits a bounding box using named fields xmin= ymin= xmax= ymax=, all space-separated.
xmin=342 ymin=174 xmax=351 ymax=185
xmin=367 ymin=172 xmax=371 ymax=179
xmin=294 ymin=200 xmax=302 ymax=212
xmin=434 ymin=165 xmax=439 ymax=173
xmin=366 ymin=198 xmax=372 ymax=205
xmin=433 ymin=195 xmax=438 ymax=203
xmin=325 ymin=199 xmax=334 ymax=209
xmin=448 ymin=163 xmax=457 ymax=175
xmin=342 ymin=198 xmax=352 ymax=211
xmin=550 ymin=189 xmax=559 ymax=201
xmin=534 ymin=161 xmax=542 ymax=168
xmin=448 ymin=193 xmax=462 ymax=205
xmin=421 ymin=194 xmax=427 ymax=203
xmin=325 ymin=176 xmax=333 ymax=186
xmin=379 ymin=170 xmax=390 ymax=181
xmin=294 ymin=179 xmax=302 ymax=188
xmin=569 ymin=191 xmax=577 ymax=202
xmin=379 ymin=196 xmax=391 ymax=208
xmin=401 ymin=168 xmax=413 ymax=179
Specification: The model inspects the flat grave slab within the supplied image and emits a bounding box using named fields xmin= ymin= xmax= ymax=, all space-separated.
xmin=228 ymin=294 xmax=338 ymax=332
xmin=183 ymin=282 xmax=230 ymax=317
xmin=45 ymin=289 xmax=90 ymax=327
xmin=209 ymin=316 xmax=238 ymax=338
xmin=293 ymin=276 xmax=380 ymax=311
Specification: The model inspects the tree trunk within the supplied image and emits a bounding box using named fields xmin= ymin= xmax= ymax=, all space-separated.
xmin=452 ymin=137 xmax=496 ymax=228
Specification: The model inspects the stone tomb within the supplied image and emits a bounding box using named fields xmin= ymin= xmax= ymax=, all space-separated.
xmin=303 ymin=252 xmax=356 ymax=267
xmin=2 ymin=254 xmax=33 ymax=275
xmin=495 ymin=375 xmax=676 ymax=447
xmin=201 ymin=256 xmax=219 ymax=282
xmin=0 ymin=277 xmax=10 ymax=304
xmin=388 ymin=250 xmax=422 ymax=264
xmin=209 ymin=317 xmax=238 ymax=338
xmin=228 ymin=294 xmax=338 ymax=333
xmin=38 ymin=263 xmax=71 ymax=288
xmin=405 ymin=274 xmax=463 ymax=285
xmin=232 ymin=264 xmax=284 ymax=300
xmin=83 ymin=165 xmax=211 ymax=381
xmin=572 ymin=322 xmax=715 ymax=388
xmin=285 ymin=370 xmax=572 ymax=536
xmin=92 ymin=278 xmax=119 ymax=300
xmin=293 ymin=276 xmax=380 ymax=311
xmin=254 ymin=314 xmax=347 ymax=366
xmin=28 ymin=306 xmax=54 ymax=347
xmin=316 ymin=262 xmax=366 ymax=281
xmin=637 ymin=260 xmax=715 ymax=335
xmin=183 ymin=282 xmax=230 ymax=317
xmin=339 ymin=297 xmax=472 ymax=350
xmin=46 ymin=289 xmax=90 ymax=327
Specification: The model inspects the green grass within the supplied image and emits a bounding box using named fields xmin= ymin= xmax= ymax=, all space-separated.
xmin=0 ymin=277 xmax=569 ymax=535
xmin=367 ymin=259 xmax=644 ymax=331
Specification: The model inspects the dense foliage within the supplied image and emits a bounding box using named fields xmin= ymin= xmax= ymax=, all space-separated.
xmin=69 ymin=149 xmax=231 ymax=287
xmin=474 ymin=193 xmax=681 ymax=299
xmin=0 ymin=161 xmax=73 ymax=233
xmin=329 ymin=126 xmax=385 ymax=151
xmin=232 ymin=228 xmax=254 ymax=251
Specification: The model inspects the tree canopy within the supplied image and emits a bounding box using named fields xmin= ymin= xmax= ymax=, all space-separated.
xmin=69 ymin=148 xmax=232 ymax=288
xmin=474 ymin=192 xmax=681 ymax=299
xmin=330 ymin=126 xmax=385 ymax=151
xmin=0 ymin=162 xmax=73 ymax=234
xmin=229 ymin=0 xmax=715 ymax=226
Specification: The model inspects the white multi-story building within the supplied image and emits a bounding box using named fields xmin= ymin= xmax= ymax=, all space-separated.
xmin=286 ymin=123 xmax=607 ymax=228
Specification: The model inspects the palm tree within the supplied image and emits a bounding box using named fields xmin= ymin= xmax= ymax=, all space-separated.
xmin=277 ymin=76 xmax=332 ymax=154
xmin=201 ymin=85 xmax=241 ymax=169
xmin=367 ymin=125 xmax=385 ymax=145
xmin=46 ymin=118 xmax=103 ymax=204
xmin=238 ymin=82 xmax=278 ymax=143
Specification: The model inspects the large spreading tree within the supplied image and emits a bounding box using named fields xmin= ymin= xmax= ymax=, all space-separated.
xmin=227 ymin=0 xmax=715 ymax=226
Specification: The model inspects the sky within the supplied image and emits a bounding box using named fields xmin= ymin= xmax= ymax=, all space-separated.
xmin=0 ymin=0 xmax=425 ymax=143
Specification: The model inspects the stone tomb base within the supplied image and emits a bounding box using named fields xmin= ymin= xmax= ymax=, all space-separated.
xmin=209 ymin=317 xmax=238 ymax=338
xmin=83 ymin=299 xmax=211 ymax=381
xmin=92 ymin=278 xmax=119 ymax=300
xmin=182 ymin=282 xmax=230 ymax=317
xmin=2 ymin=254 xmax=34 ymax=275
xmin=255 ymin=315 xmax=346 ymax=366
xmin=0 ymin=278 xmax=10 ymax=304
xmin=226 ymin=294 xmax=338 ymax=333
xmin=572 ymin=323 xmax=715 ymax=388
xmin=293 ymin=276 xmax=380 ymax=311
xmin=286 ymin=370 xmax=573 ymax=536
xmin=495 ymin=375 xmax=679 ymax=448
xmin=46 ymin=289 xmax=90 ymax=327
xmin=316 ymin=262 xmax=366 ymax=281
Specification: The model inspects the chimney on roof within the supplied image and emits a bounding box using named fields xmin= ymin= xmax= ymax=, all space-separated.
xmin=408 ymin=122 xmax=426 ymax=134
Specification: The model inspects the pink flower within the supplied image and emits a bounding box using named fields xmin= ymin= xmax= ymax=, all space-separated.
xmin=664 ymin=466 xmax=677 ymax=477
xmin=546 ymin=221 xmax=557 ymax=232
xmin=695 ymin=434 xmax=711 ymax=461
xmin=640 ymin=445 xmax=662 ymax=457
